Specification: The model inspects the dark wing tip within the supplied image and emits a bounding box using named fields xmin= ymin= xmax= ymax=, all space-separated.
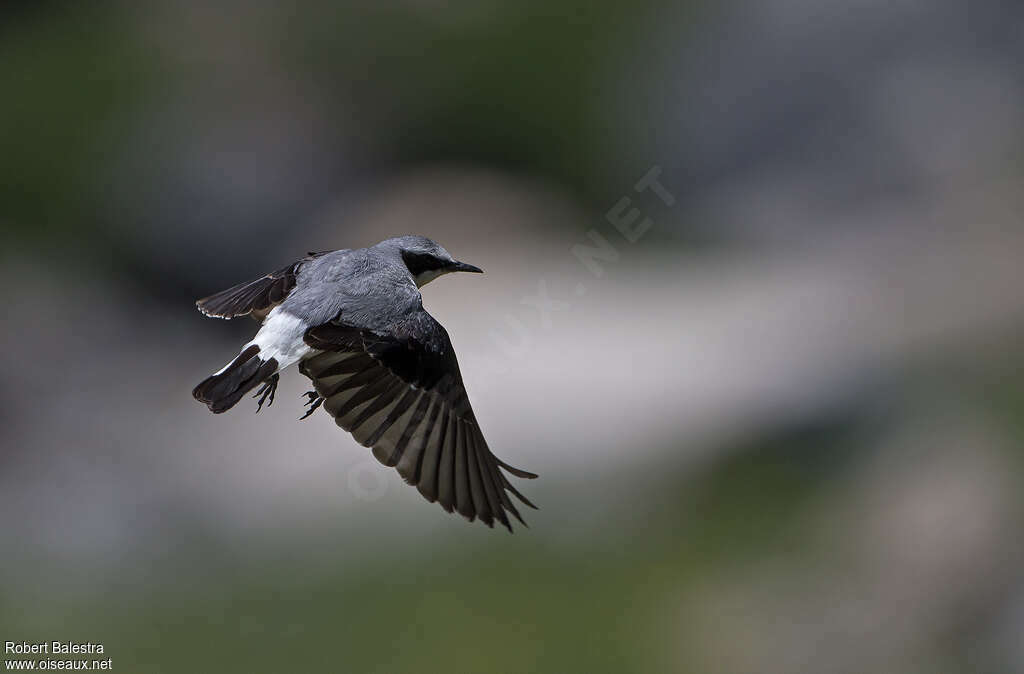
xmin=495 ymin=457 xmax=538 ymax=480
xmin=501 ymin=475 xmax=539 ymax=510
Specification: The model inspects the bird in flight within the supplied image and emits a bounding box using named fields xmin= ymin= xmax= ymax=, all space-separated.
xmin=192 ymin=236 xmax=537 ymax=531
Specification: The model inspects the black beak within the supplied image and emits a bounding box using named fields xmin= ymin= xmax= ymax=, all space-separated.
xmin=450 ymin=261 xmax=483 ymax=274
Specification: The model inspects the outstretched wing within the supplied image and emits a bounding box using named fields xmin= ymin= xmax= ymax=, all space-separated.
xmin=301 ymin=311 xmax=537 ymax=531
xmin=196 ymin=251 xmax=330 ymax=320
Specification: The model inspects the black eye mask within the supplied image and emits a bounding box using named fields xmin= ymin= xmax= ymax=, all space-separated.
xmin=401 ymin=251 xmax=447 ymax=277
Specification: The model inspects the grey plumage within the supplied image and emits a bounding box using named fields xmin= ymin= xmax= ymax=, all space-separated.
xmin=193 ymin=236 xmax=537 ymax=531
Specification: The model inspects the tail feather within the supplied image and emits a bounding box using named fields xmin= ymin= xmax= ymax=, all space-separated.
xmin=194 ymin=345 xmax=279 ymax=413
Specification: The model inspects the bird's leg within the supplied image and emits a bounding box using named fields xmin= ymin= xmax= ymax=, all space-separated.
xmin=253 ymin=373 xmax=279 ymax=413
xmin=300 ymin=390 xmax=324 ymax=420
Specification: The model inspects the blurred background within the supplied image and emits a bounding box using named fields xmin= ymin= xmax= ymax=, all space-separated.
xmin=2 ymin=1 xmax=1023 ymax=672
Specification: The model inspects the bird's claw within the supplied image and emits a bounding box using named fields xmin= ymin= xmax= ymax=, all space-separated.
xmin=253 ymin=374 xmax=279 ymax=413
xmin=300 ymin=390 xmax=324 ymax=420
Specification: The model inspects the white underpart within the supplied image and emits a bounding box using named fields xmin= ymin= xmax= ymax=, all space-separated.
xmin=251 ymin=307 xmax=315 ymax=370
xmin=215 ymin=307 xmax=314 ymax=375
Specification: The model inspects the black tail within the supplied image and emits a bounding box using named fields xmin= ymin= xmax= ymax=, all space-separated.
xmin=193 ymin=345 xmax=279 ymax=414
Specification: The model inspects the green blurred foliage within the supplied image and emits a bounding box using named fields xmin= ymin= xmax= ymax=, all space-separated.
xmin=0 ymin=0 xmax=694 ymax=251
xmin=289 ymin=0 xmax=686 ymax=198
xmin=0 ymin=4 xmax=159 ymax=242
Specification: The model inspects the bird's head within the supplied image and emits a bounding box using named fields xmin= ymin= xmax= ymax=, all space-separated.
xmin=380 ymin=235 xmax=483 ymax=288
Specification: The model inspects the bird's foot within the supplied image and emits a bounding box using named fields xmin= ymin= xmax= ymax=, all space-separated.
xmin=300 ymin=390 xmax=324 ymax=420
xmin=253 ymin=373 xmax=279 ymax=413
